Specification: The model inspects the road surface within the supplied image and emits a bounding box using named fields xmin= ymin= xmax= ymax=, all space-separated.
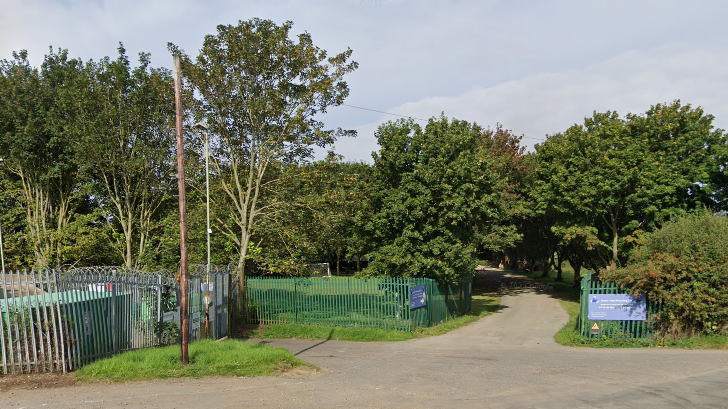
xmin=4 ymin=270 xmax=727 ymax=408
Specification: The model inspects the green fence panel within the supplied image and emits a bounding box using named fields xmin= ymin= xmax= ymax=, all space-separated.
xmin=579 ymin=273 xmax=661 ymax=341
xmin=246 ymin=275 xmax=472 ymax=332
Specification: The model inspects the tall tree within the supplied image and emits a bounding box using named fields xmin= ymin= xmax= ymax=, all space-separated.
xmin=0 ymin=49 xmax=87 ymax=267
xmin=366 ymin=116 xmax=528 ymax=283
xmin=534 ymin=101 xmax=724 ymax=270
xmin=475 ymin=124 xmax=531 ymax=256
xmin=253 ymin=157 xmax=372 ymax=275
xmin=170 ymin=19 xmax=357 ymax=292
xmin=77 ymin=45 xmax=177 ymax=270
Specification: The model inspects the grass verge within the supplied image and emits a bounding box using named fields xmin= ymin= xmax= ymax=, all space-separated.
xmin=503 ymin=267 xmax=728 ymax=349
xmin=554 ymin=299 xmax=728 ymax=349
xmin=253 ymin=294 xmax=500 ymax=342
xmin=75 ymin=339 xmax=313 ymax=383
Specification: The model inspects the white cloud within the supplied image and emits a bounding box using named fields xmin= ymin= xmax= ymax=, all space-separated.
xmin=334 ymin=42 xmax=728 ymax=162
xmin=3 ymin=1 xmax=727 ymax=164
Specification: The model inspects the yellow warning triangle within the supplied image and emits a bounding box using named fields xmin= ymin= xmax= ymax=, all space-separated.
xmin=591 ymin=323 xmax=599 ymax=330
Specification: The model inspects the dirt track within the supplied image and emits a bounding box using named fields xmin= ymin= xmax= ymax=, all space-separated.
xmin=3 ymin=270 xmax=728 ymax=408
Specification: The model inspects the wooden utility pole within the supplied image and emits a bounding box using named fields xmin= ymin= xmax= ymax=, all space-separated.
xmin=173 ymin=54 xmax=189 ymax=365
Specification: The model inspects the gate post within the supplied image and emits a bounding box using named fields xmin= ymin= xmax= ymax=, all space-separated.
xmin=579 ymin=273 xmax=592 ymax=341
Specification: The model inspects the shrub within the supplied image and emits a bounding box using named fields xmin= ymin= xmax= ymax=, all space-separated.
xmin=601 ymin=210 xmax=728 ymax=336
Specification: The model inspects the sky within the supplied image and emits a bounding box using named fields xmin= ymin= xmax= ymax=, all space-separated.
xmin=1 ymin=0 xmax=726 ymax=162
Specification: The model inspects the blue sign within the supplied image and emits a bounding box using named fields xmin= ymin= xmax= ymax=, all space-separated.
xmin=410 ymin=285 xmax=427 ymax=310
xmin=588 ymin=293 xmax=647 ymax=321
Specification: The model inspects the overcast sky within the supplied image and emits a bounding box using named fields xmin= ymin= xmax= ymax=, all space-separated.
xmin=1 ymin=0 xmax=726 ymax=162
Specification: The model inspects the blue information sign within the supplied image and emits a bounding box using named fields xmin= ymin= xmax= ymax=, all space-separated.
xmin=410 ymin=285 xmax=427 ymax=310
xmin=588 ymin=293 xmax=647 ymax=321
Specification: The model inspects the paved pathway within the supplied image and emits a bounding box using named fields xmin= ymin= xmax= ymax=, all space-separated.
xmin=4 ymin=270 xmax=728 ymax=408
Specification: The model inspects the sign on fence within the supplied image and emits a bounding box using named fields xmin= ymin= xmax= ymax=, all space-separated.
xmin=587 ymin=293 xmax=647 ymax=321
xmin=409 ymin=285 xmax=427 ymax=310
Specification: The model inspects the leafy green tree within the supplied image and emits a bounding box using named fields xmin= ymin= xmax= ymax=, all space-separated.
xmin=0 ymin=175 xmax=33 ymax=269
xmin=601 ymin=210 xmax=728 ymax=336
xmin=475 ymin=124 xmax=532 ymax=258
xmin=297 ymin=159 xmax=372 ymax=274
xmin=628 ymin=101 xmax=724 ymax=211
xmin=244 ymin=156 xmax=371 ymax=276
xmin=533 ymin=101 xmax=724 ymax=270
xmin=0 ymin=49 xmax=88 ymax=267
xmin=551 ymin=224 xmax=607 ymax=284
xmin=365 ymin=116 xmax=528 ymax=283
xmin=170 ymin=18 xmax=357 ymax=291
xmin=76 ymin=45 xmax=177 ymax=270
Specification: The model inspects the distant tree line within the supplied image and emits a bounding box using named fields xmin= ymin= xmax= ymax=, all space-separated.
xmin=1 ymin=19 xmax=727 ymax=298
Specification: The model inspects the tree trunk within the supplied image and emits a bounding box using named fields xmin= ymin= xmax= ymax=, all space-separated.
xmin=555 ymin=252 xmax=563 ymax=282
xmin=541 ymin=253 xmax=554 ymax=278
xmin=236 ymin=264 xmax=247 ymax=327
xmin=610 ymin=223 xmax=619 ymax=270
xmin=572 ymin=260 xmax=582 ymax=287
xmin=125 ymin=225 xmax=133 ymax=270
xmin=235 ymin=233 xmax=250 ymax=327
xmin=336 ymin=250 xmax=341 ymax=275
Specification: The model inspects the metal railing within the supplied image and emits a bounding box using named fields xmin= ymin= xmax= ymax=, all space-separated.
xmin=579 ymin=273 xmax=661 ymax=341
xmin=246 ymin=275 xmax=472 ymax=332
xmin=1 ymin=267 xmax=234 ymax=375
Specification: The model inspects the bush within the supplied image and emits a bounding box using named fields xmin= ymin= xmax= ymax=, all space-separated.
xmin=601 ymin=210 xmax=728 ymax=336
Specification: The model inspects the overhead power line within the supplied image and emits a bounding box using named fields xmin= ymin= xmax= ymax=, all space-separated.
xmin=341 ymin=103 xmax=546 ymax=143
xmin=342 ymin=104 xmax=429 ymax=122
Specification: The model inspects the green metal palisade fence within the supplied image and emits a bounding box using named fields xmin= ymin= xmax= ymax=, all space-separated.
xmin=579 ymin=273 xmax=661 ymax=341
xmin=246 ymin=275 xmax=472 ymax=332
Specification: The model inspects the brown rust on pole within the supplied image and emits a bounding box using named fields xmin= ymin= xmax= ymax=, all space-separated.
xmin=174 ymin=54 xmax=189 ymax=365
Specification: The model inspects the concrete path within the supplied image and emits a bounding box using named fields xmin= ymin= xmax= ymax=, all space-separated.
xmin=4 ymin=270 xmax=728 ymax=408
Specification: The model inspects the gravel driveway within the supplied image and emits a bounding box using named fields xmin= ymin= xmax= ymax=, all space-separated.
xmin=4 ymin=270 xmax=728 ymax=409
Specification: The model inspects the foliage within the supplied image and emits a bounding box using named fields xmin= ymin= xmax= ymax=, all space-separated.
xmin=555 ymin=299 xmax=728 ymax=348
xmin=77 ymin=44 xmax=177 ymax=270
xmin=0 ymin=49 xmax=87 ymax=267
xmin=551 ymin=224 xmax=608 ymax=284
xmin=171 ymin=18 xmax=357 ymax=291
xmin=600 ymin=210 xmax=728 ymax=336
xmin=252 ymin=157 xmax=372 ymax=275
xmin=74 ymin=339 xmax=312 ymax=382
xmin=533 ymin=101 xmax=725 ymax=271
xmin=365 ymin=116 xmax=528 ymax=283
xmin=475 ymin=124 xmax=532 ymax=255
xmin=0 ymin=46 xmax=175 ymax=270
xmin=154 ymin=285 xmax=179 ymax=346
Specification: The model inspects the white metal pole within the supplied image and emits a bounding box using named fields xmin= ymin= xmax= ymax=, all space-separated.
xmin=0 ymin=211 xmax=5 ymax=273
xmin=204 ymin=129 xmax=211 ymax=339
xmin=205 ymin=131 xmax=211 ymax=276
xmin=0 ymin=157 xmax=5 ymax=273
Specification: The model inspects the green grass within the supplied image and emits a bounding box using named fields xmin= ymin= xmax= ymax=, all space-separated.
xmin=662 ymin=335 xmax=728 ymax=349
xmin=554 ymin=298 xmax=728 ymax=349
xmin=253 ymin=294 xmax=501 ymax=342
xmin=75 ymin=339 xmax=313 ymax=383
xmin=508 ymin=265 xmax=580 ymax=290
xmin=553 ymin=299 xmax=581 ymax=345
xmin=255 ymin=324 xmax=418 ymax=341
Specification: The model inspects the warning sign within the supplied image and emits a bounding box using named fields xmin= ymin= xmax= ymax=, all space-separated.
xmin=590 ymin=322 xmax=600 ymax=335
